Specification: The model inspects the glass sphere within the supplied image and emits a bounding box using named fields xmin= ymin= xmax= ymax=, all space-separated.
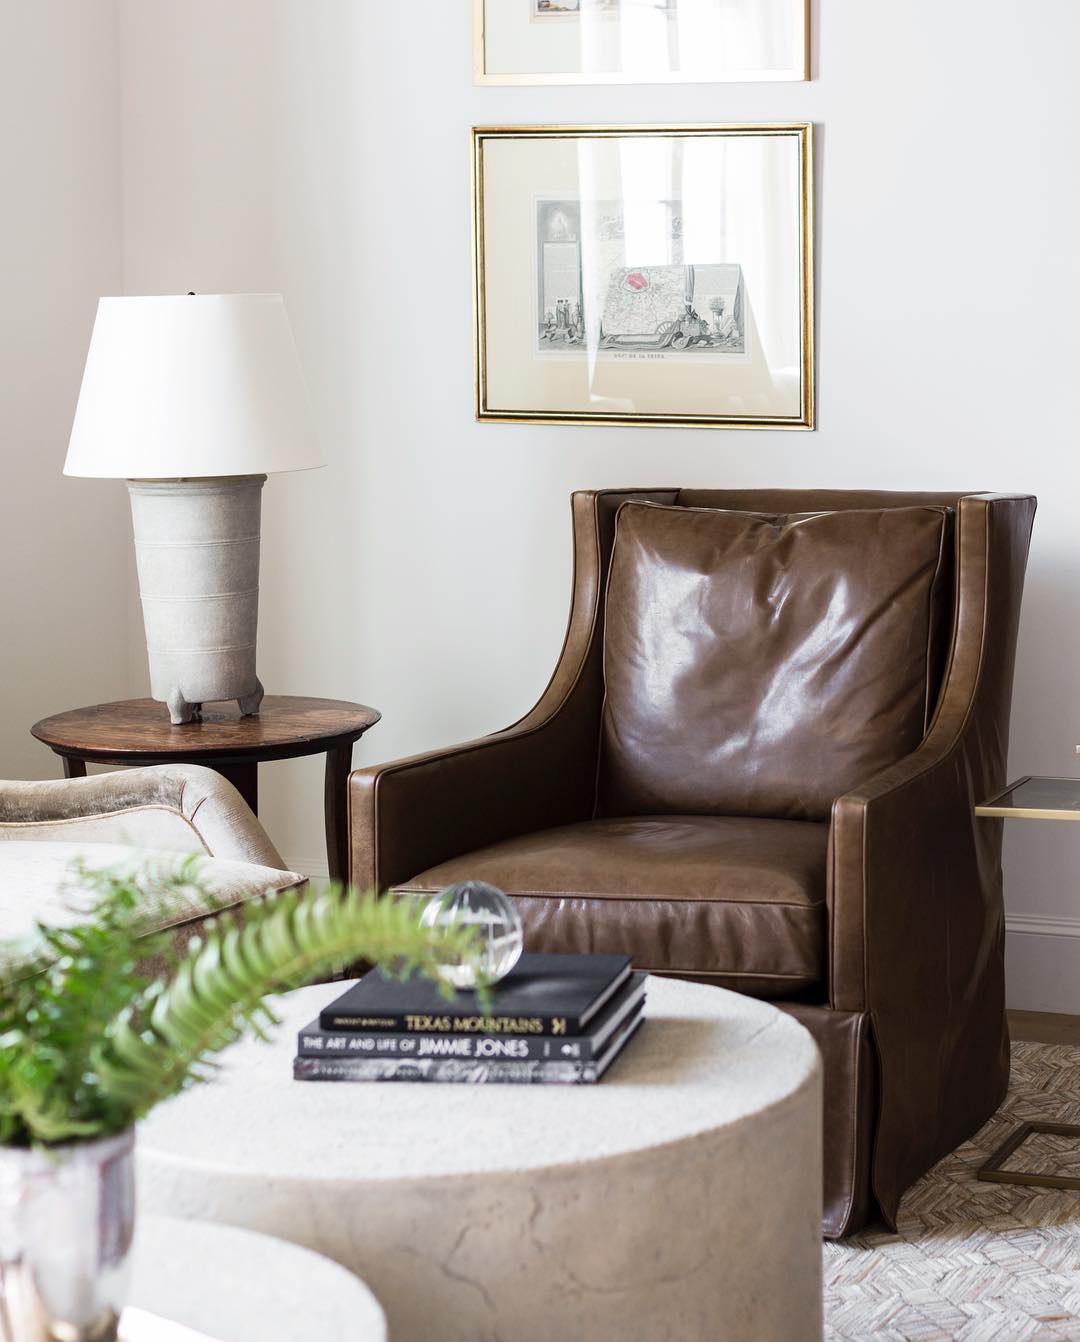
xmin=419 ymin=881 xmax=524 ymax=990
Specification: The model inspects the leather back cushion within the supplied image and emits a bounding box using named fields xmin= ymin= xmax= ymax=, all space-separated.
xmin=597 ymin=502 xmax=953 ymax=822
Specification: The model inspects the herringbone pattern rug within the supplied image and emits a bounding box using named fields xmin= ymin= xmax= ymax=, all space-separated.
xmin=825 ymin=1042 xmax=1080 ymax=1341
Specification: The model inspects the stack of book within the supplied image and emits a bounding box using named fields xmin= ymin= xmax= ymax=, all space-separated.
xmin=293 ymin=952 xmax=645 ymax=1085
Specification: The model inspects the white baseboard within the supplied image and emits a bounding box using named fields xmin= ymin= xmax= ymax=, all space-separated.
xmin=286 ymin=855 xmax=331 ymax=883
xmin=1006 ymin=915 xmax=1080 ymax=1014
xmin=1006 ymin=912 xmax=1080 ymax=938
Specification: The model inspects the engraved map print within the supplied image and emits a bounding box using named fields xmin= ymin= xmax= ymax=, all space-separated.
xmin=533 ymin=1 xmax=677 ymax=16
xmin=536 ymin=197 xmax=746 ymax=359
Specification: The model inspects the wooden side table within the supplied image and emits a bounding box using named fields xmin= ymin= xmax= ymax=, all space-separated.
xmin=31 ymin=696 xmax=380 ymax=882
xmin=975 ymin=774 xmax=1080 ymax=1190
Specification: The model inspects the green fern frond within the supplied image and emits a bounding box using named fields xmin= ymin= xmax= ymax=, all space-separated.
xmin=94 ymin=886 xmax=479 ymax=1119
xmin=0 ymin=859 xmax=484 ymax=1147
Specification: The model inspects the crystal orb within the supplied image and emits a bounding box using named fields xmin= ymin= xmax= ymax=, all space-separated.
xmin=419 ymin=880 xmax=524 ymax=989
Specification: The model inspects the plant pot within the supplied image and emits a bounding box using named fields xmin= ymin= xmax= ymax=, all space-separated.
xmin=0 ymin=1129 xmax=135 ymax=1342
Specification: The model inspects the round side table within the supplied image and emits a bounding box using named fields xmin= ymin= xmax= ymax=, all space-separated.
xmin=30 ymin=697 xmax=380 ymax=882
xmin=127 ymin=1215 xmax=386 ymax=1340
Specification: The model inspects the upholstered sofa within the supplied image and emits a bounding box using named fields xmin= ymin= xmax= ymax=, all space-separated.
xmin=0 ymin=764 xmax=304 ymax=972
xmin=350 ymin=487 xmax=1036 ymax=1237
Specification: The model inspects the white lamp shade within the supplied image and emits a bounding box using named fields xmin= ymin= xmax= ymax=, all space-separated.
xmin=64 ymin=293 xmax=323 ymax=478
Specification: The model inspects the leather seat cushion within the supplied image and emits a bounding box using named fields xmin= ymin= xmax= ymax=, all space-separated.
xmin=0 ymin=841 xmax=306 ymax=980
xmin=598 ymin=501 xmax=953 ymax=822
xmin=396 ymin=815 xmax=828 ymax=998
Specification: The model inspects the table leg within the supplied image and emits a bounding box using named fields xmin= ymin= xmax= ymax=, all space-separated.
xmin=213 ymin=762 xmax=259 ymax=816
xmin=977 ymin=1120 xmax=1080 ymax=1190
xmin=62 ymin=756 xmax=87 ymax=779
xmin=324 ymin=743 xmax=354 ymax=885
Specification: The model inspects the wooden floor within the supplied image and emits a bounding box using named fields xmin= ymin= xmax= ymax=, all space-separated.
xmin=1008 ymin=1010 xmax=1080 ymax=1045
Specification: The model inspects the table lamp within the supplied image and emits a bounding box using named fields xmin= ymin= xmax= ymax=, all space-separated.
xmin=64 ymin=293 xmax=323 ymax=724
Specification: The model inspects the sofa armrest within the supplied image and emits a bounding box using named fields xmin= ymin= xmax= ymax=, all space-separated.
xmin=0 ymin=765 xmax=287 ymax=869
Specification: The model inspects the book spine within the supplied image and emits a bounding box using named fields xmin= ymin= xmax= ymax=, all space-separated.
xmin=293 ymin=1055 xmax=600 ymax=1085
xmin=318 ymin=1010 xmax=578 ymax=1036
xmin=298 ymin=1027 xmax=604 ymax=1062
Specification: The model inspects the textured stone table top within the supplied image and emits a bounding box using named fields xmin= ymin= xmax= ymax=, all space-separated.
xmin=138 ymin=976 xmax=819 ymax=1183
xmin=125 ymin=1216 xmax=386 ymax=1341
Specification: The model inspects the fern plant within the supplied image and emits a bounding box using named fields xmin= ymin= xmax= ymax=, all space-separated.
xmin=0 ymin=856 xmax=482 ymax=1147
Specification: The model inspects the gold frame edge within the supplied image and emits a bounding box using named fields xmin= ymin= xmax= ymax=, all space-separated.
xmin=472 ymin=122 xmax=816 ymax=431
xmin=472 ymin=0 xmax=811 ymax=85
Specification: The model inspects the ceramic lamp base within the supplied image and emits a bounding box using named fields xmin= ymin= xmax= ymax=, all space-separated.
xmin=127 ymin=476 xmax=266 ymax=725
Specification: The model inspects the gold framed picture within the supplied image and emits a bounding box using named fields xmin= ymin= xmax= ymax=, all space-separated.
xmin=473 ymin=0 xmax=809 ymax=86
xmin=473 ymin=124 xmax=815 ymax=431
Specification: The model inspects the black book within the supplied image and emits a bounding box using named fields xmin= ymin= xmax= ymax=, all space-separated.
xmin=319 ymin=952 xmax=633 ymax=1036
xmin=301 ymin=973 xmax=646 ymax=1063
xmin=294 ymin=1010 xmax=643 ymax=1086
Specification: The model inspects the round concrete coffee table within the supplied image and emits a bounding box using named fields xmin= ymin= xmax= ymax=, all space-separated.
xmin=126 ymin=1216 xmax=386 ymax=1340
xmin=137 ymin=977 xmax=823 ymax=1342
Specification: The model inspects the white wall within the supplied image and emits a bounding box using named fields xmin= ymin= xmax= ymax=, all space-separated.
xmin=78 ymin=0 xmax=1080 ymax=1008
xmin=0 ymin=0 xmax=130 ymax=780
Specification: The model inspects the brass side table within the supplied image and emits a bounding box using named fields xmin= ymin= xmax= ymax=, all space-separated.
xmin=975 ymin=774 xmax=1080 ymax=1189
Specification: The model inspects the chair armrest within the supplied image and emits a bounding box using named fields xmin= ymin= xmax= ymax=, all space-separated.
xmin=829 ymin=736 xmax=996 ymax=1012
xmin=350 ymin=488 xmax=682 ymax=890
xmin=827 ymin=493 xmax=1035 ymax=1226
xmin=827 ymin=493 xmax=1036 ymax=1014
xmin=0 ymin=765 xmax=287 ymax=869
xmin=351 ymin=714 xmax=593 ymax=892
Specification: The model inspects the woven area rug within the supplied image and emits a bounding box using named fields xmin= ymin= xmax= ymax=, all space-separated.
xmin=825 ymin=1041 xmax=1080 ymax=1341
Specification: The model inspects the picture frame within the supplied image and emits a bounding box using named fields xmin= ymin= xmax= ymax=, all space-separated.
xmin=472 ymin=124 xmax=815 ymax=431
xmin=473 ymin=0 xmax=810 ymax=86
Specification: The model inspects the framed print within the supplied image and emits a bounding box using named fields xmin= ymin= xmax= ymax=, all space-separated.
xmin=474 ymin=0 xmax=809 ymax=86
xmin=472 ymin=124 xmax=815 ymax=431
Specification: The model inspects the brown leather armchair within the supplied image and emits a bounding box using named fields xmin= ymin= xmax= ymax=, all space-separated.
xmin=350 ymin=488 xmax=1036 ymax=1237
